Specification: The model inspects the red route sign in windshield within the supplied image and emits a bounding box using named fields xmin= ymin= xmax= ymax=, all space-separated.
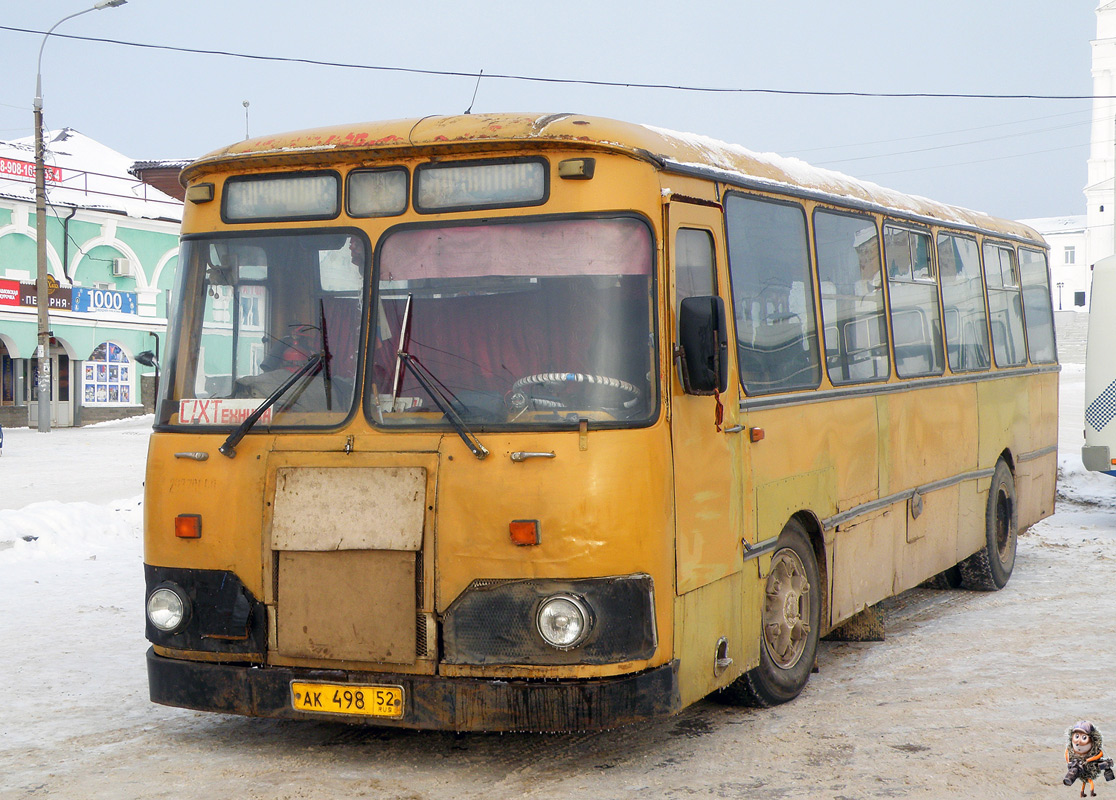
xmin=178 ymin=399 xmax=273 ymax=426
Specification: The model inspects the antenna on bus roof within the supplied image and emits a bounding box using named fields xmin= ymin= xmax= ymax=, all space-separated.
xmin=464 ymin=69 xmax=483 ymax=115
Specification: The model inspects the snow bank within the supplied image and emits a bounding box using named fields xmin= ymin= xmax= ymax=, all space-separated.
xmin=0 ymin=496 xmax=141 ymax=562
xmin=1058 ymin=455 xmax=1114 ymax=506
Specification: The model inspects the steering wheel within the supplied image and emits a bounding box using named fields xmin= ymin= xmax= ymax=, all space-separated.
xmin=507 ymin=372 xmax=641 ymax=411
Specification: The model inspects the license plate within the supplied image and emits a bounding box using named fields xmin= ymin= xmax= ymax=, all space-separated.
xmin=290 ymin=681 xmax=405 ymax=719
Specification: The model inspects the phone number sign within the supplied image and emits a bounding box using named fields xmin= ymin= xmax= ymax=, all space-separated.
xmin=0 ymin=157 xmax=62 ymax=183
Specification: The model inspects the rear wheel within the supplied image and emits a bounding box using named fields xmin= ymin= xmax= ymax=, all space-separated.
xmin=960 ymin=459 xmax=1017 ymax=590
xmin=920 ymin=564 xmax=963 ymax=589
xmin=719 ymin=519 xmax=821 ymax=707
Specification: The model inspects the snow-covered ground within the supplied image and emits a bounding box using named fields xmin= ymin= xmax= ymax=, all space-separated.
xmin=1 ymin=343 xmax=1113 ymax=799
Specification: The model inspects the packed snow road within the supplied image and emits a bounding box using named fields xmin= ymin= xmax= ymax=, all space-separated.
xmin=1 ymin=365 xmax=1113 ymax=800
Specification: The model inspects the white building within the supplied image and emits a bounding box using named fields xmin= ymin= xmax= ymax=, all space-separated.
xmin=1023 ymin=2 xmax=1116 ymax=312
xmin=1019 ymin=215 xmax=1089 ymax=310
xmin=1085 ymin=1 xmax=1116 ymax=272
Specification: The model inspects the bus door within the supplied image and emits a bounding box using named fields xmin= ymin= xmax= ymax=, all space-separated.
xmin=666 ymin=198 xmax=752 ymax=699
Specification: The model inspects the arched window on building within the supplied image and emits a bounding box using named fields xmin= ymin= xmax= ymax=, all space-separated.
xmin=83 ymin=342 xmax=133 ymax=405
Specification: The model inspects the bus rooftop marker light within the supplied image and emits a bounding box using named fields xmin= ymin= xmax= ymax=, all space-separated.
xmin=558 ymin=158 xmax=595 ymax=180
xmin=185 ymin=183 xmax=214 ymax=203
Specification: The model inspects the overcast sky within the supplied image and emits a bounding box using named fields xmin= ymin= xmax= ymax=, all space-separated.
xmin=0 ymin=1 xmax=1099 ymax=221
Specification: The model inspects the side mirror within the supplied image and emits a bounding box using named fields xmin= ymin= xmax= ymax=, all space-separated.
xmin=135 ymin=350 xmax=159 ymax=368
xmin=677 ymin=295 xmax=729 ymax=395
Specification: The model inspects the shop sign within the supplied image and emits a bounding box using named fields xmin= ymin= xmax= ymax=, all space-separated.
xmin=73 ymin=286 xmax=137 ymax=315
xmin=19 ymin=279 xmax=72 ymax=310
xmin=0 ymin=278 xmax=19 ymax=307
xmin=0 ymin=156 xmax=62 ymax=183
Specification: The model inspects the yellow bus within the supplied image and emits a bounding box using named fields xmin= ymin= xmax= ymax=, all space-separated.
xmin=144 ymin=113 xmax=1058 ymax=731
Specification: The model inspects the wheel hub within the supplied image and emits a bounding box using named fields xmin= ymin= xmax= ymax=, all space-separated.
xmin=783 ymin=592 xmax=801 ymax=625
xmin=762 ymin=547 xmax=812 ymax=670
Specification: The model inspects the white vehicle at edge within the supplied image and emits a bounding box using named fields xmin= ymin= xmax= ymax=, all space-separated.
xmin=1084 ymin=255 xmax=1116 ymax=477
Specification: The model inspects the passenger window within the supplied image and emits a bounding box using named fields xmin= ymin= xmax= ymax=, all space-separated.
xmin=815 ymin=210 xmax=889 ymax=385
xmin=886 ymin=228 xmax=913 ymax=280
xmin=983 ymin=243 xmax=1027 ymax=367
xmin=884 ymin=226 xmax=944 ymax=378
xmin=1019 ymin=248 xmax=1057 ymax=364
xmin=674 ymin=228 xmax=716 ymax=326
xmin=725 ymin=194 xmax=821 ymax=395
xmin=938 ymin=233 xmax=991 ymax=372
xmin=986 ymin=244 xmax=1020 ymax=288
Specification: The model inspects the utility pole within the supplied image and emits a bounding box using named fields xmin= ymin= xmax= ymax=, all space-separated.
xmin=32 ymin=92 xmax=50 ymax=432
xmin=32 ymin=0 xmax=127 ymax=432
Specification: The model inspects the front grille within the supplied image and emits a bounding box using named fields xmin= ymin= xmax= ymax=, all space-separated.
xmin=275 ymin=550 xmax=417 ymax=664
xmin=416 ymin=613 xmax=429 ymax=658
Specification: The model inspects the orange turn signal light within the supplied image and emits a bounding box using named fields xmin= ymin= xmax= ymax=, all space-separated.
xmin=749 ymin=427 xmax=765 ymax=443
xmin=175 ymin=514 xmax=202 ymax=539
xmin=509 ymin=519 xmax=540 ymax=546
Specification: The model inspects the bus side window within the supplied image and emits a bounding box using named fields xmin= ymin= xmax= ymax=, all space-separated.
xmin=725 ymin=194 xmax=820 ymax=395
xmin=884 ymin=225 xmax=944 ymax=378
xmin=938 ymin=233 xmax=991 ymax=372
xmin=815 ymin=210 xmax=890 ymax=385
xmin=1018 ymin=248 xmax=1057 ymax=364
xmin=675 ymin=228 xmax=716 ymax=325
xmin=983 ymin=243 xmax=1027 ymax=367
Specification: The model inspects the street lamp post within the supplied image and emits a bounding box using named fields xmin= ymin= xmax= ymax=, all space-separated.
xmin=32 ymin=0 xmax=127 ymax=432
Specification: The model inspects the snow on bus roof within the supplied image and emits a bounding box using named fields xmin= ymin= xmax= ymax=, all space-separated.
xmin=184 ymin=113 xmax=1039 ymax=241
xmin=637 ymin=123 xmax=1029 ymax=236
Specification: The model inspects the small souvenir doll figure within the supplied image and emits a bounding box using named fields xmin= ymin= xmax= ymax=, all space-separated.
xmin=1065 ymin=721 xmax=1115 ymax=797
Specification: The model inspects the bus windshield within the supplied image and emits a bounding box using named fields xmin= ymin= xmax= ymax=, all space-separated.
xmin=161 ymin=231 xmax=365 ymax=428
xmin=368 ymin=216 xmax=656 ymax=429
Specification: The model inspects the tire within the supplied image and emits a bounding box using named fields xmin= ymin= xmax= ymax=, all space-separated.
xmin=920 ymin=564 xmax=963 ymax=589
xmin=960 ymin=459 xmax=1017 ymax=591
xmin=719 ymin=519 xmax=822 ymax=707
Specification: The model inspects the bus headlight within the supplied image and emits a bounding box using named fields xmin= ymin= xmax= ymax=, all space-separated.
xmin=147 ymin=584 xmax=190 ymax=633
xmin=536 ymin=594 xmax=593 ymax=650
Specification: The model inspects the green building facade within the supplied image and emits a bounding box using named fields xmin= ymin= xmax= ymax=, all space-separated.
xmin=0 ymin=129 xmax=183 ymax=427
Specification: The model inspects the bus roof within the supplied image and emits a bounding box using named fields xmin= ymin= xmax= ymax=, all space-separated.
xmin=182 ymin=113 xmax=1042 ymax=245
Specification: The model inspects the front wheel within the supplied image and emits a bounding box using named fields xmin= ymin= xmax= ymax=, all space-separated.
xmin=719 ymin=519 xmax=822 ymax=707
xmin=960 ymin=458 xmax=1017 ymax=590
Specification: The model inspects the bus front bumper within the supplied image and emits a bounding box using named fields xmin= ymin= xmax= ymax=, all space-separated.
xmin=146 ymin=647 xmax=680 ymax=732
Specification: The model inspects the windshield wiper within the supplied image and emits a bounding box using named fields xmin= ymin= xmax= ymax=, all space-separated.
xmin=398 ymin=352 xmax=489 ymax=460
xmin=387 ymin=293 xmax=486 ymax=459
xmin=390 ymin=293 xmax=414 ymax=408
xmin=218 ymin=353 xmax=324 ymax=458
xmin=319 ymin=299 xmax=332 ymax=412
